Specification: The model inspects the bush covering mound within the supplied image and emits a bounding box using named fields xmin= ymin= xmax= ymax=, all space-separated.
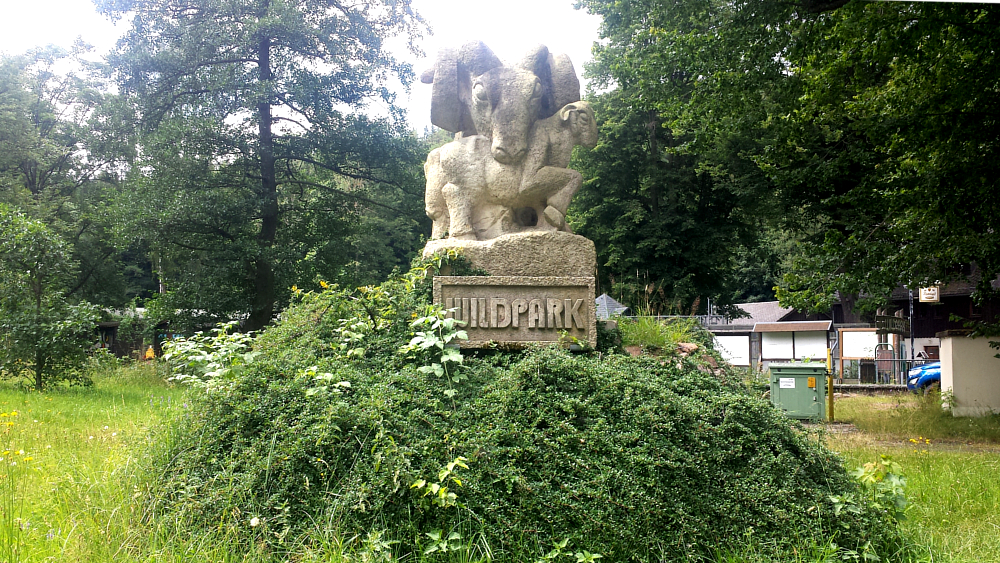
xmin=153 ymin=263 xmax=905 ymax=561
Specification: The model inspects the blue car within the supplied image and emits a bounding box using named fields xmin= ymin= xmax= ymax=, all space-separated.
xmin=907 ymin=361 xmax=941 ymax=392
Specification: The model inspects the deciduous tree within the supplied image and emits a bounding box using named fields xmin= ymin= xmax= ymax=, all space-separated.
xmin=97 ymin=0 xmax=427 ymax=330
xmin=0 ymin=205 xmax=98 ymax=390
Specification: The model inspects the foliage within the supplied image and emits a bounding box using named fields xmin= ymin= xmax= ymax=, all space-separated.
xmin=0 ymin=48 xmax=156 ymax=307
xmin=771 ymin=3 xmax=1000 ymax=316
xmin=145 ymin=261 xmax=906 ymax=562
xmin=97 ymin=0 xmax=429 ymax=330
xmin=161 ymin=321 xmax=258 ymax=386
xmin=617 ymin=315 xmax=708 ymax=354
xmin=0 ymin=204 xmax=98 ymax=390
xmin=850 ymin=455 xmax=908 ymax=523
xmin=577 ymin=0 xmax=1000 ymax=318
xmin=399 ymin=305 xmax=468 ymax=398
xmin=569 ymin=90 xmax=764 ymax=314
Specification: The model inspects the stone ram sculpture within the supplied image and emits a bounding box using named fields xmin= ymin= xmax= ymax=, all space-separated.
xmin=421 ymin=42 xmax=595 ymax=241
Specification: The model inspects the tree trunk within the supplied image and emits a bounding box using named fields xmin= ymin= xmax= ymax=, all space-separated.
xmin=34 ymin=349 xmax=45 ymax=392
xmin=247 ymin=32 xmax=278 ymax=332
xmin=840 ymin=292 xmax=863 ymax=324
xmin=646 ymin=110 xmax=661 ymax=218
xmin=34 ymin=277 xmax=45 ymax=391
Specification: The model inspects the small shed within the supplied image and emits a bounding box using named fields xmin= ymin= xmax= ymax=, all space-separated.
xmin=595 ymin=294 xmax=629 ymax=320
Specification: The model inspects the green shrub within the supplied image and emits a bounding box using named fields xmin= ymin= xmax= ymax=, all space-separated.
xmin=149 ymin=260 xmax=907 ymax=562
xmin=161 ymin=320 xmax=258 ymax=386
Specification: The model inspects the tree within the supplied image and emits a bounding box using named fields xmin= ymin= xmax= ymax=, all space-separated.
xmin=571 ymin=0 xmax=783 ymax=312
xmin=97 ymin=0 xmax=427 ymax=330
xmin=0 ymin=204 xmax=98 ymax=390
xmin=0 ymin=47 xmax=154 ymax=307
xmin=570 ymin=91 xmax=765 ymax=313
xmin=773 ymin=3 xmax=1000 ymax=316
xmin=577 ymin=0 xmax=1000 ymax=319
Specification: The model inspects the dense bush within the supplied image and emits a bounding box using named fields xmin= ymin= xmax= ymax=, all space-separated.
xmin=151 ymin=261 xmax=906 ymax=561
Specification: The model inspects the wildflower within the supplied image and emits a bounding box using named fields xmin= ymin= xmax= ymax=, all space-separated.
xmin=24 ymin=457 xmax=32 ymax=462
xmin=17 ymin=450 xmax=23 ymax=456
xmin=250 ymin=517 xmax=261 ymax=527
xmin=320 ymin=280 xmax=329 ymax=289
xmin=112 ymin=433 xmax=117 ymax=437
xmin=89 ymin=436 xmax=94 ymax=440
xmin=104 ymin=426 xmax=109 ymax=430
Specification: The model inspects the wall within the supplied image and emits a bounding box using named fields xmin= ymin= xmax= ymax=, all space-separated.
xmin=714 ymin=335 xmax=750 ymax=366
xmin=940 ymin=335 xmax=1000 ymax=417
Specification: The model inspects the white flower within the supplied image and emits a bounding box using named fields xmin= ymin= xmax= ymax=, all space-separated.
xmin=250 ymin=517 xmax=261 ymax=527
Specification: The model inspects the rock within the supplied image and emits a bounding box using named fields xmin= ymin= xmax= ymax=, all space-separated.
xmin=677 ymin=342 xmax=699 ymax=355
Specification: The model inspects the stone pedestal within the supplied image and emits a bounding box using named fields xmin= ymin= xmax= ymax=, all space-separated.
xmin=422 ymin=231 xmax=596 ymax=278
xmin=425 ymin=231 xmax=597 ymax=348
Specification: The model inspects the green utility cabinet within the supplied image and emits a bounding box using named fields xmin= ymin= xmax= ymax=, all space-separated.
xmin=769 ymin=362 xmax=827 ymax=420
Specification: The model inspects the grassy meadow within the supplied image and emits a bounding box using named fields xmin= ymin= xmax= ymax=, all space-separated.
xmin=826 ymin=392 xmax=1000 ymax=563
xmin=0 ymin=364 xmax=187 ymax=562
xmin=1 ymin=362 xmax=999 ymax=562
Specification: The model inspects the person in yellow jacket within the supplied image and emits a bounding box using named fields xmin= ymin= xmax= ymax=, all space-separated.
xmin=144 ymin=345 xmax=155 ymax=360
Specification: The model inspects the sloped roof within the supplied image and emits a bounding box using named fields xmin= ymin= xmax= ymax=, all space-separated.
xmin=753 ymin=320 xmax=832 ymax=332
xmin=595 ymin=294 xmax=629 ymax=320
xmin=732 ymin=301 xmax=795 ymax=324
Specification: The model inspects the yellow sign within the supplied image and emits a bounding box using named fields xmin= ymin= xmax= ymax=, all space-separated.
xmin=919 ymin=286 xmax=940 ymax=302
xmin=807 ymin=377 xmax=816 ymax=389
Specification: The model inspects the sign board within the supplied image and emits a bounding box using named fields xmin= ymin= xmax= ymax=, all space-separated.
xmin=919 ymin=286 xmax=940 ymax=303
xmin=875 ymin=315 xmax=911 ymax=337
xmin=779 ymin=378 xmax=795 ymax=389
xmin=841 ymin=329 xmax=878 ymax=359
xmin=433 ymin=276 xmax=596 ymax=348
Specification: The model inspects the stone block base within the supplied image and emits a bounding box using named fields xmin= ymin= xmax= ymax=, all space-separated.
xmin=423 ymin=231 xmax=596 ymax=278
xmin=434 ymin=276 xmax=596 ymax=348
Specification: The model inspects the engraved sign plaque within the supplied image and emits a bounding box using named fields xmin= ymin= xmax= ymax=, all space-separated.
xmin=433 ymin=276 xmax=596 ymax=348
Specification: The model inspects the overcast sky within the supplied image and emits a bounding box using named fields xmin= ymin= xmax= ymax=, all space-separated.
xmin=0 ymin=0 xmax=603 ymax=132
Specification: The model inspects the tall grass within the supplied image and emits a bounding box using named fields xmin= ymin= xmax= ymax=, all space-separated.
xmin=0 ymin=363 xmax=185 ymax=562
xmin=834 ymin=391 xmax=1000 ymax=443
xmin=828 ymin=393 xmax=1000 ymax=563
xmin=828 ymin=435 xmax=1000 ymax=563
xmin=618 ymin=315 xmax=704 ymax=352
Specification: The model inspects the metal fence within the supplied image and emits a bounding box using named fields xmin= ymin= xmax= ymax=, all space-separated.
xmin=839 ymin=357 xmax=936 ymax=385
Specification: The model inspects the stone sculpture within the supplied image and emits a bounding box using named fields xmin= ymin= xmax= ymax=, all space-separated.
xmin=421 ymin=42 xmax=595 ymax=241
